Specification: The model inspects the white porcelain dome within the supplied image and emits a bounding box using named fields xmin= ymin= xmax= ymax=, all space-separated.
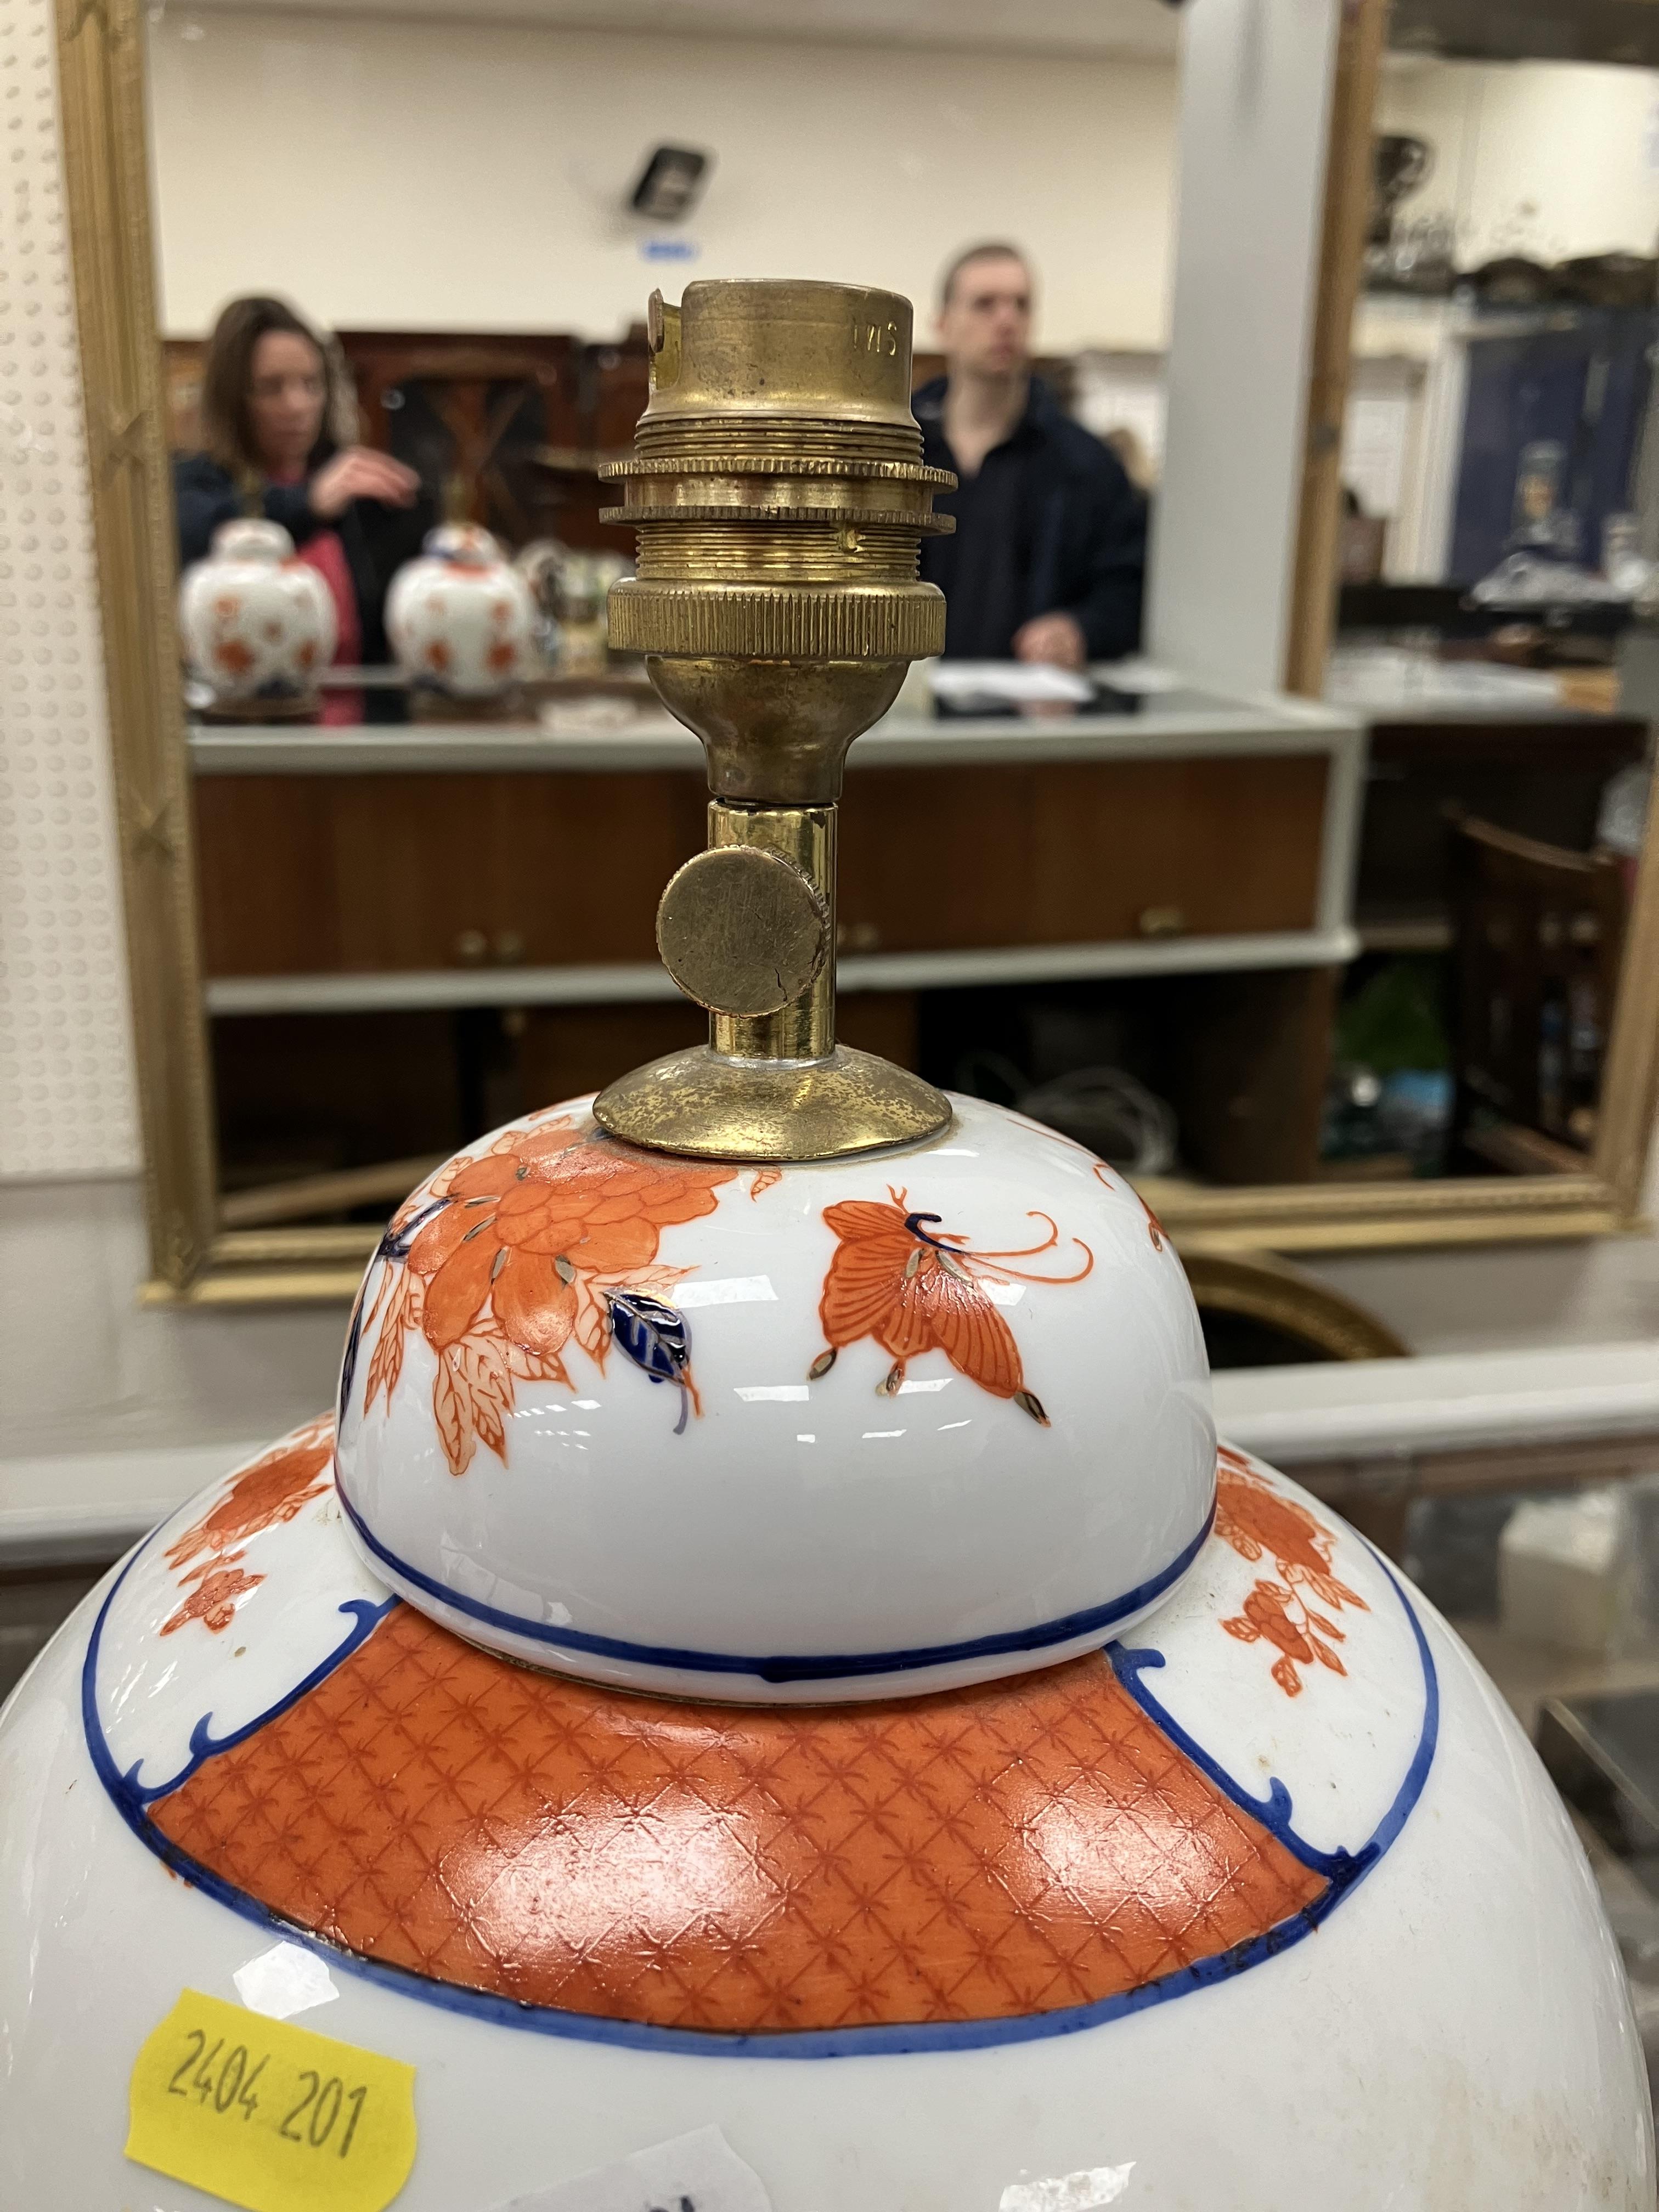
xmin=333 ymin=1090 xmax=1215 ymax=1702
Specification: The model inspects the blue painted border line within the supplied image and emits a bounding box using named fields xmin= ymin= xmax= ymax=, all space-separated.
xmin=1111 ymin=1542 xmax=1440 ymax=1891
xmin=80 ymin=1526 xmax=398 ymax=1807
xmin=332 ymin=1472 xmax=1216 ymax=1684
xmin=81 ymin=1526 xmax=1438 ymax=2061
xmin=123 ymin=1598 xmax=399 ymax=1805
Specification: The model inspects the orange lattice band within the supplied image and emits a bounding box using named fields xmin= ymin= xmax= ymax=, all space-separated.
xmin=147 ymin=1604 xmax=1324 ymax=2040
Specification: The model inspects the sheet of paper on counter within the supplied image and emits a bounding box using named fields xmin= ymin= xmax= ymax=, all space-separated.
xmin=928 ymin=661 xmax=1096 ymax=705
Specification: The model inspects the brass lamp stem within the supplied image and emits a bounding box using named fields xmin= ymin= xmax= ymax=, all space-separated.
xmin=591 ymin=279 xmax=956 ymax=1163
xmin=707 ymin=802 xmax=836 ymax=1066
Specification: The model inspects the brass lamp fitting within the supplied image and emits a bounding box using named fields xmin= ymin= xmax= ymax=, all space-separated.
xmin=592 ymin=279 xmax=956 ymax=1162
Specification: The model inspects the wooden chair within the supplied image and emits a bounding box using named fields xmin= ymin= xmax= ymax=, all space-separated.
xmin=339 ymin=329 xmax=650 ymax=553
xmin=1446 ymin=809 xmax=1627 ymax=1170
xmin=337 ymin=332 xmax=578 ymax=549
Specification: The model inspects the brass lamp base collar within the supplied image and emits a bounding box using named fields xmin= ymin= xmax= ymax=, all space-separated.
xmin=607 ymin=579 xmax=944 ymax=661
xmin=593 ymin=1047 xmax=952 ymax=1163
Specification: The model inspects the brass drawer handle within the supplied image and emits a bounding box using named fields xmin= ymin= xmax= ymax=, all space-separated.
xmin=454 ymin=929 xmax=527 ymax=966
xmin=1138 ymin=905 xmax=1186 ymax=939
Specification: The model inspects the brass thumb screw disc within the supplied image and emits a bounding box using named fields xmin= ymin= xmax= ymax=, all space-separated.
xmin=656 ymin=844 xmax=831 ymax=1018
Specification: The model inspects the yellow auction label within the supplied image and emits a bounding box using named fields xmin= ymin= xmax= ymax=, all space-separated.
xmin=125 ymin=1988 xmax=416 ymax=2212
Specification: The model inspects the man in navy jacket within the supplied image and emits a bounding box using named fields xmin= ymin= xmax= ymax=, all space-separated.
xmin=915 ymin=243 xmax=1147 ymax=666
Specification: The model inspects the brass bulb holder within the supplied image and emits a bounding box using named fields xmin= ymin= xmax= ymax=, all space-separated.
xmin=592 ymin=279 xmax=957 ymax=1163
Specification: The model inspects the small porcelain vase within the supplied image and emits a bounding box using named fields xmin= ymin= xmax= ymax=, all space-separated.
xmin=386 ymin=522 xmax=540 ymax=697
xmin=177 ymin=518 xmax=337 ymax=703
xmin=516 ymin=540 xmax=630 ymax=676
xmin=514 ymin=537 xmax=568 ymax=667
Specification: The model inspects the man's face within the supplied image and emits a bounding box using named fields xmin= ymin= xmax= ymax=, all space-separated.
xmin=937 ymin=256 xmax=1033 ymax=379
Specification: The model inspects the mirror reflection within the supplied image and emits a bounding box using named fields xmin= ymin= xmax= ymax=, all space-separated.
xmin=142 ymin=4 xmax=1659 ymax=1260
xmin=1333 ymin=48 xmax=1659 ymax=1183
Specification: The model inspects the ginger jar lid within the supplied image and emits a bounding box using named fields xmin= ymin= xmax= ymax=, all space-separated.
xmin=420 ymin=521 xmax=508 ymax=568
xmin=333 ymin=1090 xmax=1216 ymax=1705
xmin=203 ymin=516 xmax=296 ymax=565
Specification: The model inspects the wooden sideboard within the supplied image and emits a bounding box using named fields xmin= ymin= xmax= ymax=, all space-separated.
xmin=194 ymin=753 xmax=1330 ymax=980
xmin=188 ymin=693 xmax=1364 ymax=1196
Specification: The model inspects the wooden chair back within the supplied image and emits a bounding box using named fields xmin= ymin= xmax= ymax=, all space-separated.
xmin=1446 ymin=808 xmax=1627 ymax=1166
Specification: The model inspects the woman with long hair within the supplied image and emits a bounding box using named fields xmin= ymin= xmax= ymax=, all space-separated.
xmin=174 ymin=295 xmax=431 ymax=723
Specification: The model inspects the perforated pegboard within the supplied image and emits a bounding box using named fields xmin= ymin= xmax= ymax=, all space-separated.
xmin=0 ymin=0 xmax=141 ymax=1180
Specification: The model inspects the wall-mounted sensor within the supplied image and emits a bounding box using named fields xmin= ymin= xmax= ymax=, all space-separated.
xmin=629 ymin=146 xmax=712 ymax=223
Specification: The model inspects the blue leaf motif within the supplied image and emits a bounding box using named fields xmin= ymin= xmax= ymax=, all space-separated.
xmin=607 ymin=1291 xmax=695 ymax=1434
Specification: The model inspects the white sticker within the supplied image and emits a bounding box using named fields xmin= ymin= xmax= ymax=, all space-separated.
xmin=1000 ymin=2166 xmax=1135 ymax=2212
xmin=492 ymin=2126 xmax=772 ymax=2212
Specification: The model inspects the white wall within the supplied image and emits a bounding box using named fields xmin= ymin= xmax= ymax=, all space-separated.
xmin=1144 ymin=0 xmax=1339 ymax=691
xmin=145 ymin=8 xmax=1180 ymax=351
xmin=0 ymin=0 xmax=139 ymax=1182
xmin=1378 ymin=56 xmax=1659 ymax=267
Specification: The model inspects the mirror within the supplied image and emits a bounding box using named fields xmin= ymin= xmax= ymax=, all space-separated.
xmin=53 ymin=0 xmax=1659 ymax=1311
xmin=1328 ymin=45 xmax=1659 ymax=1189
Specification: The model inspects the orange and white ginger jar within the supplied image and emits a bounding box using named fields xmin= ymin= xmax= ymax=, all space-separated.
xmin=177 ymin=517 xmax=337 ymax=703
xmin=386 ymin=522 xmax=540 ymax=697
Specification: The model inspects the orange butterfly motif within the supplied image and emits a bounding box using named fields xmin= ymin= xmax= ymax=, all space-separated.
xmin=809 ymin=1189 xmax=1093 ymax=1425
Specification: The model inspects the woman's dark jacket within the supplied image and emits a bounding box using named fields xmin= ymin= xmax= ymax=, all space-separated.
xmin=173 ymin=452 xmax=432 ymax=721
xmin=913 ymin=375 xmax=1147 ymax=662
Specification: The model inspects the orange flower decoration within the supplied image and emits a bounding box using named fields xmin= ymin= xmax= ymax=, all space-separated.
xmin=165 ymin=1421 xmax=333 ymax=1579
xmin=162 ymin=1565 xmax=263 ymax=1638
xmin=809 ymin=1189 xmax=1093 ymax=1425
xmin=1215 ymin=1447 xmax=1367 ymax=1697
xmin=160 ymin=1418 xmax=334 ymax=1637
xmin=362 ymin=1116 xmax=735 ymax=1474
